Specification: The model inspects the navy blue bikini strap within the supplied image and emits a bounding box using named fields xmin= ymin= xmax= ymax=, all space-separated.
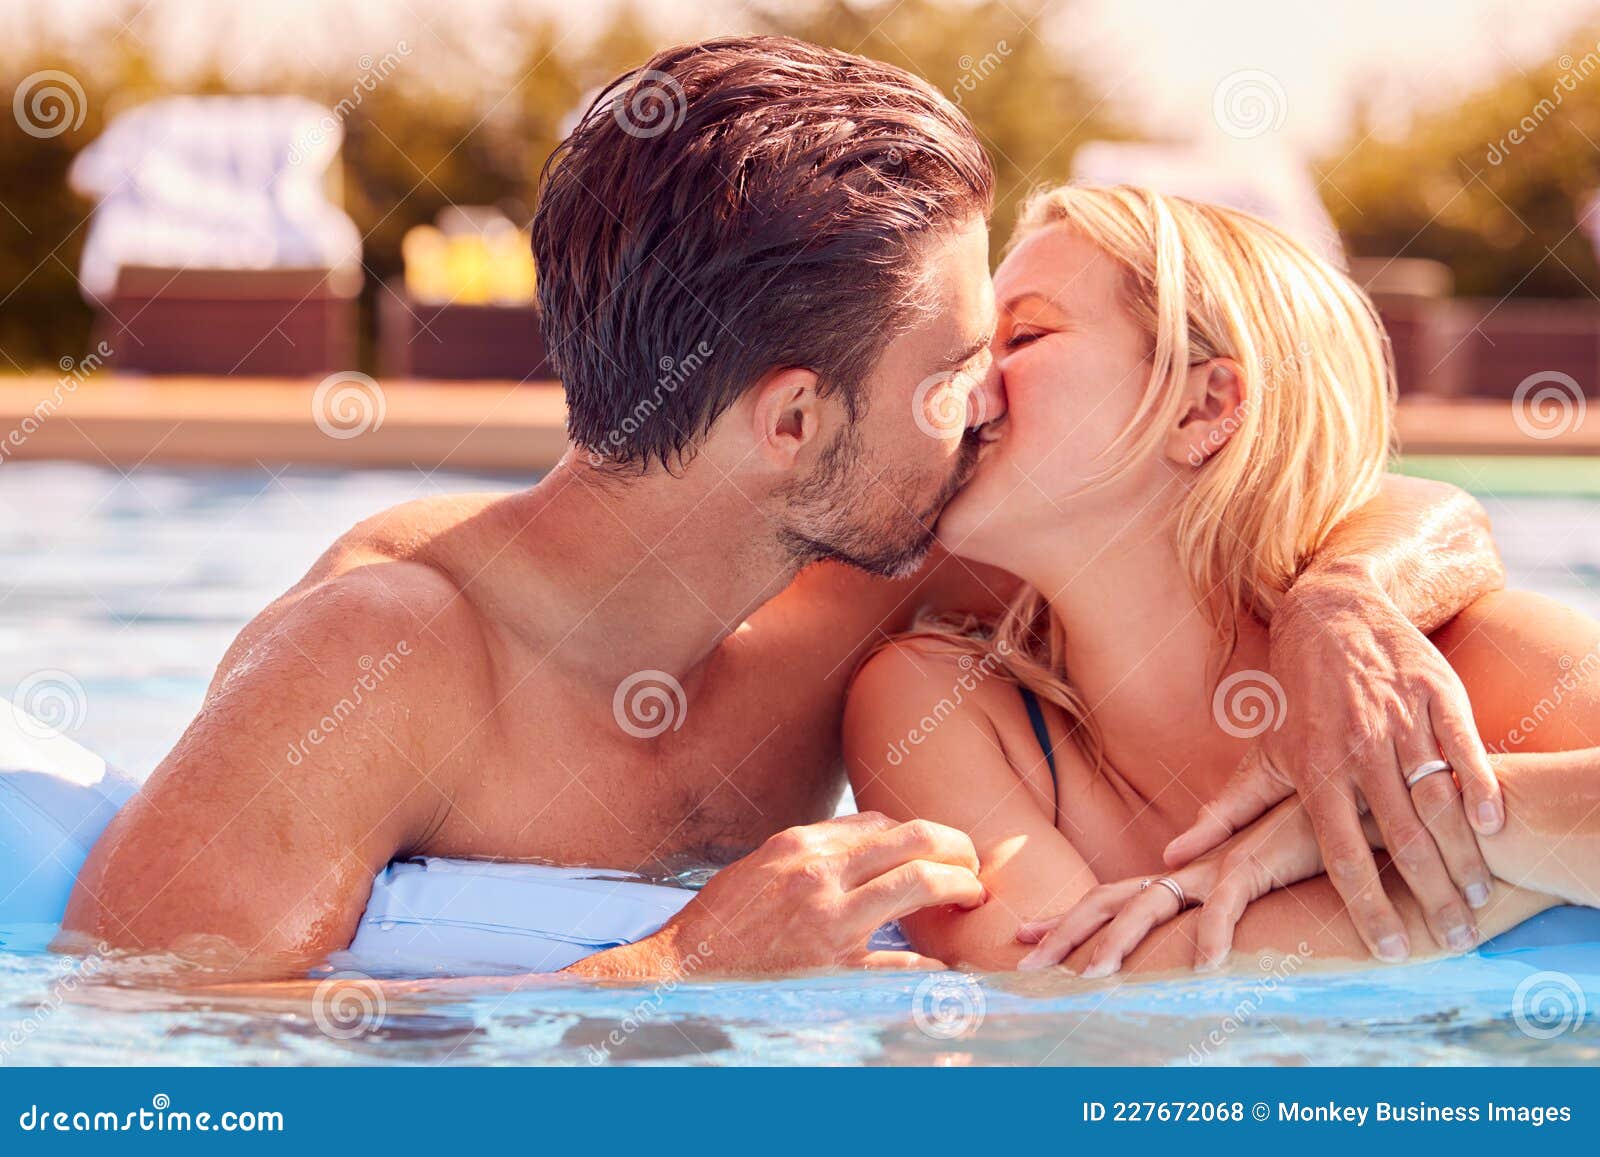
xmin=1019 ymin=685 xmax=1058 ymax=794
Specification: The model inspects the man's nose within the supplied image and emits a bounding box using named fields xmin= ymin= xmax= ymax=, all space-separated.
xmin=968 ymin=361 xmax=1008 ymax=430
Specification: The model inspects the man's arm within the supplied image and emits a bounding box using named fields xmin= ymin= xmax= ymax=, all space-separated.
xmin=1167 ymin=474 xmax=1506 ymax=963
xmin=58 ymin=567 xmax=457 ymax=978
xmin=1287 ymin=472 xmax=1506 ymax=633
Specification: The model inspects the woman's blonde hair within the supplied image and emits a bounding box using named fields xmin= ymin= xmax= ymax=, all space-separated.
xmin=904 ymin=183 xmax=1396 ymax=768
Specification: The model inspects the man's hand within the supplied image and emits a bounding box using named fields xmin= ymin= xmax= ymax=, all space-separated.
xmin=1166 ymin=575 xmax=1501 ymax=962
xmin=568 ymin=812 xmax=986 ymax=978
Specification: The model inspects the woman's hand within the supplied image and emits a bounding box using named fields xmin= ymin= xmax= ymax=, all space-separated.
xmin=1017 ymin=798 xmax=1326 ymax=975
xmin=1165 ymin=573 xmax=1497 ymax=963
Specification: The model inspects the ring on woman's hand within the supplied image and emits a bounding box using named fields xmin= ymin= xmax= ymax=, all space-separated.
xmin=1405 ymin=759 xmax=1453 ymax=789
xmin=1140 ymin=876 xmax=1187 ymax=908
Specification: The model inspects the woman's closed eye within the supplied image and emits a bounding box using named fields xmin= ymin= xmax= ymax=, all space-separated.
xmin=1004 ymin=327 xmax=1045 ymax=351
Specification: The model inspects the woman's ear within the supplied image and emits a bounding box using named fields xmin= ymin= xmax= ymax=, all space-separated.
xmin=1165 ymin=358 xmax=1246 ymax=469
xmin=749 ymin=367 xmax=824 ymax=469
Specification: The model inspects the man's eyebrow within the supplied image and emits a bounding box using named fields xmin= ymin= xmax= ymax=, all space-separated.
xmin=942 ymin=328 xmax=995 ymax=369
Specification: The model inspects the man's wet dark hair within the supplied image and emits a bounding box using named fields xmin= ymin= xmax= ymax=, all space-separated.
xmin=532 ymin=35 xmax=994 ymax=473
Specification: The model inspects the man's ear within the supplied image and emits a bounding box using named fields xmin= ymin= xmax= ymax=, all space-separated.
xmin=749 ymin=367 xmax=825 ymax=469
xmin=1165 ymin=359 xmax=1246 ymax=468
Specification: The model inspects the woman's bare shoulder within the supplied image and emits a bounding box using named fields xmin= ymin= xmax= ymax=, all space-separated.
xmin=843 ymin=638 xmax=1066 ymax=818
xmin=845 ymin=638 xmax=1019 ymax=736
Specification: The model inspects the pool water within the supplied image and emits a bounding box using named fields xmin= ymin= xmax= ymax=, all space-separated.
xmin=2 ymin=461 xmax=1599 ymax=1066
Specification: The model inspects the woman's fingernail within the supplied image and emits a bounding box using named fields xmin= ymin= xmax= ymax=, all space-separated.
xmin=1194 ymin=955 xmax=1221 ymax=973
xmin=1377 ymin=934 xmax=1409 ymax=963
xmin=1477 ymin=800 xmax=1503 ymax=830
xmin=1446 ymin=925 xmax=1476 ymax=952
xmin=1466 ymin=882 xmax=1491 ymax=909
xmin=1017 ymin=951 xmax=1047 ymax=971
xmin=1081 ymin=959 xmax=1116 ymax=979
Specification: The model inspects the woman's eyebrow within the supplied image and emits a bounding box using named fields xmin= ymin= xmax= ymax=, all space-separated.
xmin=1001 ymin=291 xmax=1069 ymax=317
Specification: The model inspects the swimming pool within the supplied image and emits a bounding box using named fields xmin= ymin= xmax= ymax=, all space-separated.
xmin=2 ymin=461 xmax=1598 ymax=1066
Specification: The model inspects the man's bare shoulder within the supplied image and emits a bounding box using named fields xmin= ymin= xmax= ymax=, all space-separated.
xmin=311 ymin=491 xmax=513 ymax=577
xmin=215 ymin=492 xmax=515 ymax=701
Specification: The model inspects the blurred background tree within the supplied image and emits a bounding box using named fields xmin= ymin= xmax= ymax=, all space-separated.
xmin=21 ymin=0 xmax=1600 ymax=372
xmin=1323 ymin=22 xmax=1600 ymax=299
xmin=1 ymin=0 xmax=1118 ymax=371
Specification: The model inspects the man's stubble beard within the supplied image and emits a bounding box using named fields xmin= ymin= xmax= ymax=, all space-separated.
xmin=776 ymin=423 xmax=982 ymax=579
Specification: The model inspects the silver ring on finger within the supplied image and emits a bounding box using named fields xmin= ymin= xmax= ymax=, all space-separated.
xmin=1140 ymin=876 xmax=1188 ymax=909
xmin=1405 ymin=759 xmax=1453 ymax=789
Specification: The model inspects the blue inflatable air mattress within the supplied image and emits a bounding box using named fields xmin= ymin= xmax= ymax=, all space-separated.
xmin=3 ymin=701 xmax=1598 ymax=992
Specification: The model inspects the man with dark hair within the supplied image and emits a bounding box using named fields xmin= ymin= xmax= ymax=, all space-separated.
xmin=534 ymin=37 xmax=1000 ymax=577
xmin=66 ymin=37 xmax=1506 ymax=980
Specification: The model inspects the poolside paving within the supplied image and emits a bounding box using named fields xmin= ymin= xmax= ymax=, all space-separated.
xmin=0 ymin=378 xmax=1594 ymax=471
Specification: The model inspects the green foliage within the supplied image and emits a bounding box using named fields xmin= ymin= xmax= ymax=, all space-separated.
xmin=0 ymin=0 xmax=1113 ymax=371
xmin=1323 ymin=25 xmax=1600 ymax=298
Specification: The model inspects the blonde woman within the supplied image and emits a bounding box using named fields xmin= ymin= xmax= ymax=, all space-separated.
xmin=842 ymin=185 xmax=1600 ymax=976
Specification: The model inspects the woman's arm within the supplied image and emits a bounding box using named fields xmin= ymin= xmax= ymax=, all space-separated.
xmin=843 ymin=642 xmax=1101 ymax=970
